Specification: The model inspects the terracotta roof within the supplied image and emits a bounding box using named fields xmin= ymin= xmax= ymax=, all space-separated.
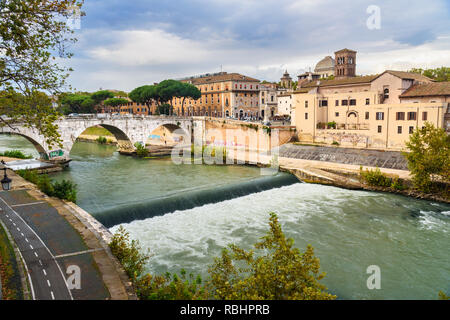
xmin=299 ymin=74 xmax=378 ymax=88
xmin=400 ymin=82 xmax=450 ymax=98
xmin=184 ymin=72 xmax=260 ymax=85
xmin=376 ymin=70 xmax=434 ymax=82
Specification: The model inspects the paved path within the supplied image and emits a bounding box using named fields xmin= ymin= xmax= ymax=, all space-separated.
xmin=0 ymin=190 xmax=111 ymax=300
xmin=0 ymin=196 xmax=72 ymax=300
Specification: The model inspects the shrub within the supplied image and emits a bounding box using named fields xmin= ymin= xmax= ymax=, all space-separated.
xmin=332 ymin=141 xmax=340 ymax=146
xmin=134 ymin=142 xmax=149 ymax=158
xmin=109 ymin=226 xmax=149 ymax=281
xmin=207 ymin=213 xmax=336 ymax=300
xmin=16 ymin=170 xmax=77 ymax=202
xmin=96 ymin=136 xmax=107 ymax=144
xmin=52 ymin=180 xmax=77 ymax=203
xmin=37 ymin=174 xmax=54 ymax=196
xmin=360 ymin=167 xmax=392 ymax=188
xmin=135 ymin=270 xmax=207 ymax=300
xmin=0 ymin=150 xmax=33 ymax=159
xmin=403 ymin=122 xmax=450 ymax=192
xmin=327 ymin=121 xmax=337 ymax=129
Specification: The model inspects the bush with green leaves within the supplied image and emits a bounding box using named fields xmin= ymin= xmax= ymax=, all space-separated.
xmin=360 ymin=167 xmax=392 ymax=188
xmin=52 ymin=180 xmax=77 ymax=203
xmin=0 ymin=150 xmax=33 ymax=159
xmin=134 ymin=142 xmax=149 ymax=158
xmin=403 ymin=122 xmax=450 ymax=193
xmin=96 ymin=136 xmax=107 ymax=144
xmin=16 ymin=170 xmax=77 ymax=202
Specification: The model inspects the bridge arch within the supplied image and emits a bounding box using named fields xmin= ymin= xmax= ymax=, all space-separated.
xmin=0 ymin=132 xmax=48 ymax=159
xmin=72 ymin=124 xmax=135 ymax=154
xmin=148 ymin=123 xmax=190 ymax=146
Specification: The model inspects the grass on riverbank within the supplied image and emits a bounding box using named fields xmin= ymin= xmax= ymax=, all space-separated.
xmin=81 ymin=126 xmax=114 ymax=137
xmin=16 ymin=170 xmax=78 ymax=203
xmin=0 ymin=223 xmax=23 ymax=300
xmin=0 ymin=150 xmax=33 ymax=159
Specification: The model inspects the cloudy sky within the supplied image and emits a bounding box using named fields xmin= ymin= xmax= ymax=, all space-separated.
xmin=64 ymin=0 xmax=450 ymax=92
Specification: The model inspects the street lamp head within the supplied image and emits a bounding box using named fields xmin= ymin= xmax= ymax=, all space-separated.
xmin=1 ymin=168 xmax=12 ymax=191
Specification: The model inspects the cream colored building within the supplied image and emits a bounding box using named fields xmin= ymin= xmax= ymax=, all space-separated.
xmin=292 ymin=70 xmax=449 ymax=150
xmin=277 ymin=93 xmax=292 ymax=117
xmin=174 ymin=72 xmax=260 ymax=119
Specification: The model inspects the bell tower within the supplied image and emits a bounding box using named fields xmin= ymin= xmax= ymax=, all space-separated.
xmin=335 ymin=49 xmax=357 ymax=79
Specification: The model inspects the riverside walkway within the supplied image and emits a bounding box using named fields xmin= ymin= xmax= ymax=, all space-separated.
xmin=0 ymin=171 xmax=135 ymax=300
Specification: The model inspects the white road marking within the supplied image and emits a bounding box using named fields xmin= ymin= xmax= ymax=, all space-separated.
xmin=43 ymin=269 xmax=47 ymax=276
xmin=39 ymin=260 xmax=43 ymax=266
xmin=16 ymin=227 xmax=20 ymax=232
xmin=54 ymin=248 xmax=104 ymax=259
xmin=29 ymin=244 xmax=33 ymax=249
xmin=21 ymin=233 xmax=24 ymax=237
xmin=47 ymin=280 xmax=51 ymax=287
xmin=12 ymin=222 xmax=16 ymax=226
xmin=34 ymin=252 xmax=38 ymax=257
xmin=50 ymin=291 xmax=55 ymax=300
xmin=0 ymin=196 xmax=74 ymax=300
xmin=11 ymin=202 xmax=45 ymax=207
xmin=25 ymin=238 xmax=29 ymax=243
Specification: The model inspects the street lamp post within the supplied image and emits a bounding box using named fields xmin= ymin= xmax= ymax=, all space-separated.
xmin=1 ymin=168 xmax=12 ymax=191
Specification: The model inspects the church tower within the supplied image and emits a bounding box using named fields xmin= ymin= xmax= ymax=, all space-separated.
xmin=280 ymin=70 xmax=293 ymax=89
xmin=335 ymin=49 xmax=356 ymax=79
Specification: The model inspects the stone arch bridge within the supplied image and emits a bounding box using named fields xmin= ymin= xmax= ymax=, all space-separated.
xmin=0 ymin=115 xmax=198 ymax=160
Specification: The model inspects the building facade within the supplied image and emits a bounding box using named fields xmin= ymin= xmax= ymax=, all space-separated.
xmin=292 ymin=67 xmax=449 ymax=150
xmin=172 ymin=72 xmax=261 ymax=119
xmin=259 ymin=83 xmax=278 ymax=121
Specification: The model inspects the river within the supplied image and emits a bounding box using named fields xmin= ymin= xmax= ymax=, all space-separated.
xmin=1 ymin=135 xmax=449 ymax=299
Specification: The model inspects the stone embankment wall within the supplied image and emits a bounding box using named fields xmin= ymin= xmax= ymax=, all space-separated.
xmin=204 ymin=118 xmax=296 ymax=152
xmin=279 ymin=144 xmax=408 ymax=170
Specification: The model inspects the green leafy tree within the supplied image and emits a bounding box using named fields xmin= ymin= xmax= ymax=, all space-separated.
xmin=104 ymin=97 xmax=129 ymax=108
xmin=179 ymin=83 xmax=201 ymax=112
xmin=129 ymin=85 xmax=158 ymax=107
xmin=409 ymin=67 xmax=450 ymax=82
xmin=0 ymin=0 xmax=84 ymax=148
xmin=59 ymin=93 xmax=95 ymax=114
xmin=403 ymin=122 xmax=450 ymax=193
xmin=208 ymin=213 xmax=336 ymax=300
xmin=91 ymin=90 xmax=114 ymax=105
xmin=109 ymin=226 xmax=150 ymax=281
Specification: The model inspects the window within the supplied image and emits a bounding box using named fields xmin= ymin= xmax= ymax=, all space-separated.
xmin=335 ymin=100 xmax=339 ymax=106
xmin=409 ymin=126 xmax=415 ymax=134
xmin=376 ymin=112 xmax=384 ymax=120
xmin=335 ymin=112 xmax=339 ymax=117
xmin=378 ymin=125 xmax=382 ymax=133
xmin=349 ymin=99 xmax=356 ymax=106
xmin=342 ymin=100 xmax=348 ymax=106
xmin=271 ymin=96 xmax=274 ymax=102
xmin=320 ymin=100 xmax=328 ymax=107
xmin=397 ymin=126 xmax=402 ymax=134
xmin=305 ymin=101 xmax=308 ymax=108
xmin=305 ymin=113 xmax=308 ymax=120
xmin=384 ymin=88 xmax=389 ymax=99
xmin=366 ymin=98 xmax=370 ymax=105
xmin=396 ymin=112 xmax=405 ymax=120
xmin=262 ymin=98 xmax=265 ymax=104
xmin=422 ymin=112 xmax=428 ymax=121
xmin=365 ymin=112 xmax=370 ymax=120
xmin=407 ymin=112 xmax=417 ymax=120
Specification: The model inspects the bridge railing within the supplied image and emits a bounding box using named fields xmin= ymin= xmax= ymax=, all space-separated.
xmin=62 ymin=114 xmax=193 ymax=121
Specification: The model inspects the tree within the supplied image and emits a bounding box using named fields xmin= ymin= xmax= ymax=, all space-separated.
xmin=59 ymin=93 xmax=95 ymax=114
xmin=104 ymin=98 xmax=129 ymax=108
xmin=409 ymin=67 xmax=450 ymax=82
xmin=129 ymin=85 xmax=158 ymax=106
xmin=0 ymin=90 xmax=62 ymax=147
xmin=0 ymin=0 xmax=84 ymax=148
xmin=403 ymin=122 xmax=450 ymax=193
xmin=208 ymin=213 xmax=336 ymax=300
xmin=180 ymin=83 xmax=201 ymax=113
xmin=91 ymin=90 xmax=114 ymax=105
